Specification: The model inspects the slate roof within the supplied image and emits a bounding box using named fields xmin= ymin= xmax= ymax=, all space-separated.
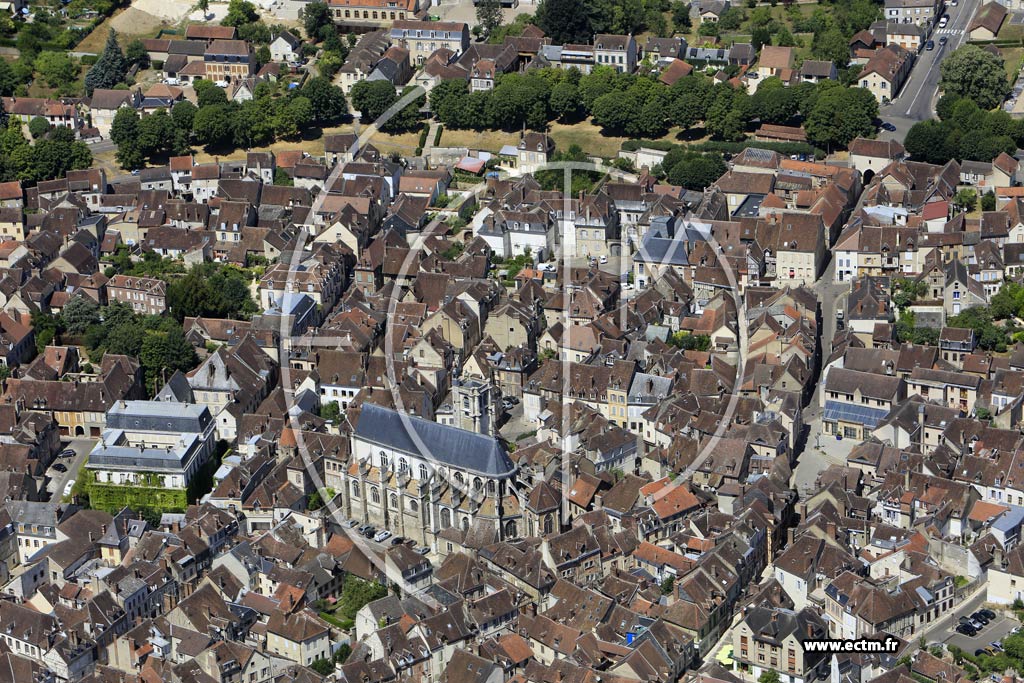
xmin=355 ymin=403 xmax=515 ymax=478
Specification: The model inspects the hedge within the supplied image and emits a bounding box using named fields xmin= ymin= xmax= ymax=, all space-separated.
xmin=621 ymin=139 xmax=678 ymax=152
xmin=87 ymin=481 xmax=188 ymax=515
xmin=690 ymin=139 xmax=823 ymax=158
xmin=433 ymin=124 xmax=443 ymax=146
xmin=417 ymin=123 xmax=429 ymax=149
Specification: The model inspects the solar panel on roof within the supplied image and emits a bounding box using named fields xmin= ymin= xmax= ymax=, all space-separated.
xmin=823 ymin=401 xmax=889 ymax=427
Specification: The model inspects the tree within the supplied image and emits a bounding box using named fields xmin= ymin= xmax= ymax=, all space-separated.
xmin=982 ymin=191 xmax=997 ymax=211
xmin=171 ymin=100 xmax=197 ymax=132
xmin=760 ymin=672 xmax=781 ymax=683
xmin=196 ymin=0 xmax=210 ymax=16
xmin=321 ymin=401 xmax=341 ymax=422
xmin=940 ymin=45 xmax=1011 ymax=110
xmin=303 ymin=76 xmax=348 ymax=123
xmin=62 ymin=296 xmax=101 ymax=335
xmin=812 ymin=28 xmax=849 ymax=66
xmin=0 ymin=60 xmax=19 ymax=98
xmin=904 ymin=119 xmax=955 ymax=164
xmin=193 ymin=104 xmax=236 ymax=147
xmin=109 ymin=108 xmax=140 ymax=147
xmin=536 ymin=0 xmax=593 ymax=44
xmin=273 ymin=167 xmax=293 ymax=186
xmin=671 ymin=0 xmax=691 ymax=31
xmin=125 ymin=39 xmax=149 ymax=69
xmin=476 ymin=0 xmax=502 ymax=38
xmin=660 ymin=576 xmax=675 ymax=594
xmin=666 ymin=153 xmax=727 ymax=190
xmin=194 ymin=79 xmax=229 ymax=107
xmin=301 ymin=1 xmax=331 ymax=40
xmin=954 ymin=187 xmax=978 ymax=212
xmin=549 ymin=80 xmax=581 ymax=120
xmin=350 ymin=79 xmax=397 ymax=122
xmin=222 ymin=0 xmax=258 ymax=27
xmin=85 ymin=30 xmax=127 ymax=95
xmin=27 ymin=116 xmax=49 ymax=139
xmin=804 ymin=84 xmax=877 ymax=149
xmin=34 ymin=52 xmax=77 ymax=90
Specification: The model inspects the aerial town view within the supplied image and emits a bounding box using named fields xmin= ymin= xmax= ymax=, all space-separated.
xmin=8 ymin=0 xmax=1024 ymax=680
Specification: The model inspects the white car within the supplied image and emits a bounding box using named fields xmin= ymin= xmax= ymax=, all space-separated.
xmin=939 ymin=14 xmax=949 ymax=26
xmin=63 ymin=480 xmax=75 ymax=497
xmin=599 ymin=255 xmax=608 ymax=264
xmin=374 ymin=530 xmax=392 ymax=543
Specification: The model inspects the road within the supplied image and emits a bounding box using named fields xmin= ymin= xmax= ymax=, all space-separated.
xmin=879 ymin=2 xmax=974 ymax=137
xmin=46 ymin=438 xmax=95 ymax=506
xmin=791 ymin=252 xmax=852 ymax=495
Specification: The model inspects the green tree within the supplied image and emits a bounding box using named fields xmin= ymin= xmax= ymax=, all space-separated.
xmin=940 ymin=45 xmax=1011 ymax=110
xmin=196 ymin=0 xmax=210 ymax=15
xmin=27 ymin=116 xmax=49 ymax=139
xmin=904 ymin=119 xmax=955 ymax=164
xmin=536 ymin=0 xmax=593 ymax=44
xmin=301 ymin=1 xmax=331 ymax=40
xmin=350 ymin=79 xmax=397 ymax=122
xmin=661 ymin=576 xmax=675 ymax=594
xmin=321 ymin=401 xmax=341 ymax=422
xmin=671 ymin=0 xmax=691 ymax=30
xmin=549 ymin=80 xmax=581 ymax=120
xmin=109 ymin=107 xmax=140 ymax=148
xmin=954 ymin=187 xmax=978 ymax=212
xmin=34 ymin=51 xmax=77 ymax=90
xmin=125 ymin=39 xmax=150 ymax=69
xmin=303 ymin=76 xmax=348 ymax=123
xmin=63 ymin=296 xmax=101 ymax=335
xmin=171 ymin=100 xmax=198 ymax=132
xmin=804 ymin=84 xmax=877 ymax=149
xmin=760 ymin=672 xmax=781 ymax=683
xmin=194 ymin=79 xmax=229 ymax=107
xmin=193 ymin=104 xmax=236 ymax=147
xmin=85 ymin=30 xmax=127 ymax=95
xmin=476 ymin=0 xmax=502 ymax=37
xmin=812 ymin=28 xmax=849 ymax=66
xmin=982 ymin=191 xmax=997 ymax=211
xmin=222 ymin=0 xmax=258 ymax=27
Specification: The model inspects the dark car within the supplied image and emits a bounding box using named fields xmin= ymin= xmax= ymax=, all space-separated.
xmin=362 ymin=526 xmax=376 ymax=538
xmin=926 ymin=40 xmax=935 ymax=50
xmin=53 ymin=463 xmax=67 ymax=473
xmin=972 ymin=611 xmax=990 ymax=625
xmin=59 ymin=449 xmax=75 ymax=458
xmin=981 ymin=609 xmax=997 ymax=620
xmin=881 ymin=122 xmax=897 ymax=131
xmin=391 ymin=536 xmax=406 ymax=546
xmin=957 ymin=623 xmax=978 ymax=636
xmin=939 ymin=35 xmax=948 ymax=45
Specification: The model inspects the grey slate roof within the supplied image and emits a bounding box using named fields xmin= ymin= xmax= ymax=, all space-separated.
xmin=355 ymin=403 xmax=515 ymax=478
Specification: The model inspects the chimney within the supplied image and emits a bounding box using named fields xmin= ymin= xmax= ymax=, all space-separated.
xmin=826 ymin=521 xmax=837 ymax=539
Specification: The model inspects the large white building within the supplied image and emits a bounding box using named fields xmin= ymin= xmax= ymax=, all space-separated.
xmin=86 ymin=401 xmax=217 ymax=490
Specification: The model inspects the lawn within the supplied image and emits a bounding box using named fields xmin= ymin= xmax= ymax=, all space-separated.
xmin=549 ymin=119 xmax=629 ymax=158
xmin=1003 ymin=47 xmax=1024 ymax=82
xmin=438 ymin=127 xmax=519 ymax=153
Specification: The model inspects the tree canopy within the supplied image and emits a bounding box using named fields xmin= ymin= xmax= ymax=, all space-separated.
xmin=85 ymin=29 xmax=127 ymax=95
xmin=939 ymin=45 xmax=1011 ymax=111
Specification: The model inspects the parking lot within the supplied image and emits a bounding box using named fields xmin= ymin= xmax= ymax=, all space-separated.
xmin=943 ymin=611 xmax=1020 ymax=654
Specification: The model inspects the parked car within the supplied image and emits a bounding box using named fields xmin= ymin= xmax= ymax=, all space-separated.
xmin=53 ymin=463 xmax=67 ymax=473
xmin=939 ymin=14 xmax=950 ymax=26
xmin=990 ymin=642 xmax=1004 ymax=651
xmin=881 ymin=122 xmax=897 ymax=131
xmin=972 ymin=611 xmax=990 ymax=625
xmin=926 ymin=40 xmax=935 ymax=50
xmin=362 ymin=526 xmax=377 ymax=538
xmin=957 ymin=623 xmax=978 ymax=636
xmin=59 ymin=449 xmax=75 ymax=458
xmin=342 ymin=519 xmax=358 ymax=528
xmin=599 ymin=255 xmax=608 ymax=264
xmin=416 ymin=546 xmax=429 ymax=555
xmin=981 ymin=609 xmax=997 ymax=620
xmin=63 ymin=480 xmax=75 ymax=497
xmin=374 ymin=530 xmax=392 ymax=543
xmin=391 ymin=536 xmax=406 ymax=545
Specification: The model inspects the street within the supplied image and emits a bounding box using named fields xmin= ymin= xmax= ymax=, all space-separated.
xmin=880 ymin=1 xmax=975 ymax=138
xmin=45 ymin=438 xmax=95 ymax=507
xmin=791 ymin=251 xmax=851 ymax=495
